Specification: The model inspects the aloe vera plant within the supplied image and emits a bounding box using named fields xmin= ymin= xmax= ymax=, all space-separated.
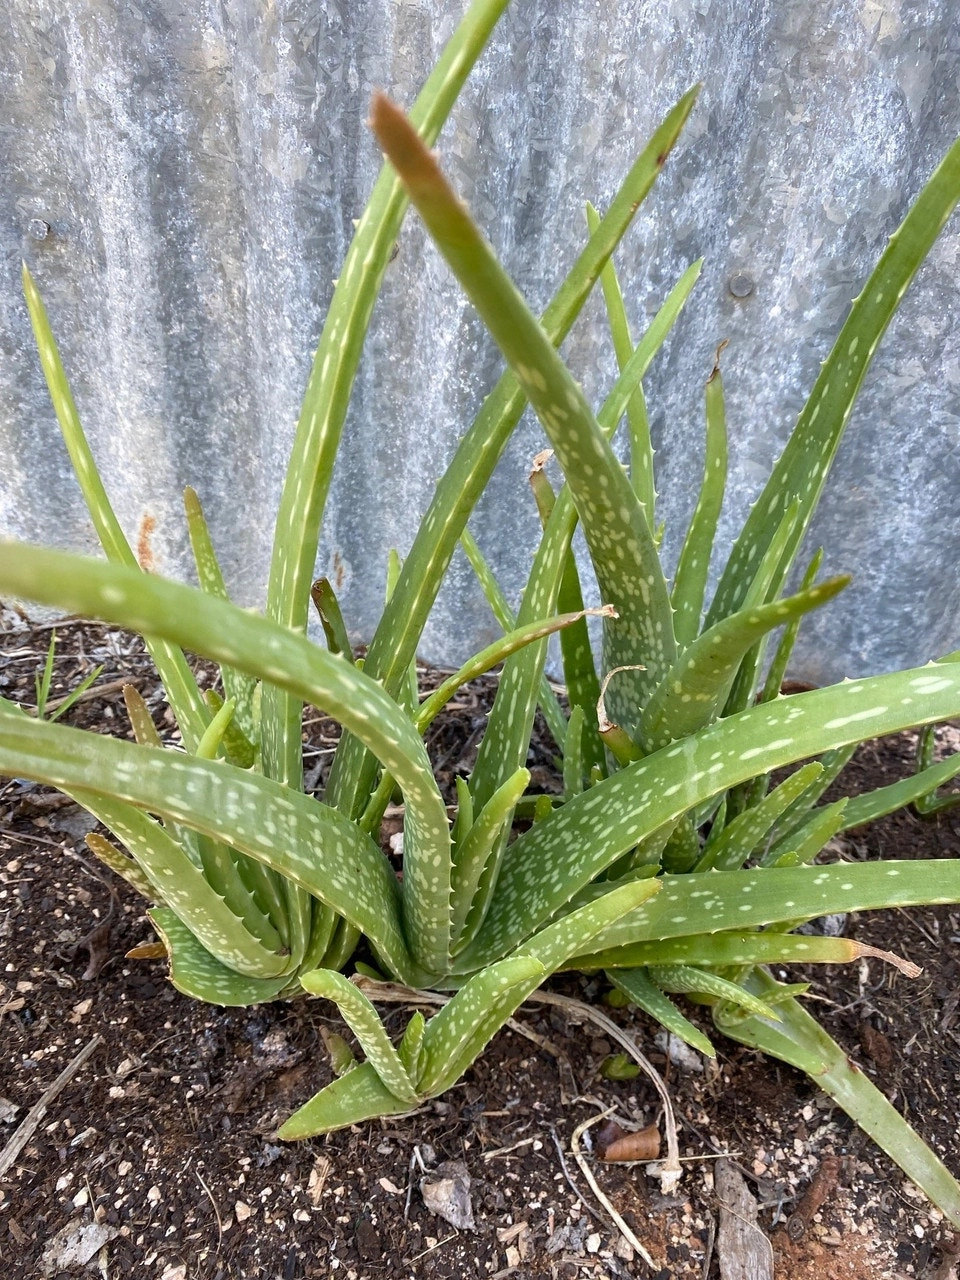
xmin=1 ymin=3 xmax=960 ymax=1229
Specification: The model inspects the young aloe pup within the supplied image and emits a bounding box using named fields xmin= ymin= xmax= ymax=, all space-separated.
xmin=1 ymin=5 xmax=960 ymax=1229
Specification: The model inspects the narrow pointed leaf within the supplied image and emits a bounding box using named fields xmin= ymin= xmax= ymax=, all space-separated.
xmin=278 ymin=1061 xmax=418 ymax=1140
xmin=695 ymin=762 xmax=824 ymax=873
xmin=609 ymin=968 xmax=716 ymax=1058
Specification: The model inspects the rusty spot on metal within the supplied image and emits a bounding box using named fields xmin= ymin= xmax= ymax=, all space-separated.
xmin=331 ymin=549 xmax=346 ymax=592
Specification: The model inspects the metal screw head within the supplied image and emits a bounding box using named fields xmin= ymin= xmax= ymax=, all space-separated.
xmin=728 ymin=272 xmax=755 ymax=299
xmin=27 ymin=219 xmax=51 ymax=242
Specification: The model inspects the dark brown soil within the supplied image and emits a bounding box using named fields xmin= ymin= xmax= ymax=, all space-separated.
xmin=1 ymin=612 xmax=959 ymax=1279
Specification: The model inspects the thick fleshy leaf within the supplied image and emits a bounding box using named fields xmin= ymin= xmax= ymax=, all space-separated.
xmin=671 ymin=358 xmax=728 ymax=648
xmin=22 ymin=267 xmax=210 ymax=751
xmin=0 ymin=709 xmax=423 ymax=984
xmin=640 ymin=575 xmax=849 ymax=753
xmin=715 ymin=970 xmax=960 ymax=1228
xmin=695 ymin=762 xmax=824 ymax=873
xmin=371 ymin=92 xmax=681 ymax=729
xmin=325 ymin=85 xmax=700 ymax=822
xmin=299 ymin=970 xmax=420 ymax=1104
xmin=458 ymin=664 xmax=960 ymax=968
xmin=148 ymin=909 xmax=292 ymax=1006
xmin=277 ymin=1061 xmax=418 ymax=1140
xmin=707 ymin=135 xmax=960 ymax=632
xmin=0 ymin=542 xmax=451 ymax=976
xmin=608 ymin=968 xmax=715 ymax=1058
xmin=261 ymin=0 xmax=512 ymax=790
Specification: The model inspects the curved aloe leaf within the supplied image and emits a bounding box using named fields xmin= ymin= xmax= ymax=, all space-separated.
xmin=450 ymin=767 xmax=530 ymax=948
xmin=715 ymin=969 xmax=960 ymax=1229
xmin=458 ymin=663 xmax=960 ymax=967
xmin=370 ymin=93 xmax=679 ymax=730
xmin=299 ymin=970 xmax=420 ymax=1104
xmin=0 ymin=541 xmax=451 ymax=976
xmin=326 ymin=84 xmax=701 ymax=821
xmin=278 ymin=1061 xmax=418 ymax=1140
xmin=22 ymin=267 xmax=209 ymax=751
xmin=262 ymin=0 xmax=512 ymax=790
xmin=640 ymin=574 xmax=849 ymax=753
xmin=149 ymin=909 xmax=292 ymax=1006
xmin=609 ymin=967 xmax=716 ymax=1058
xmin=695 ymin=762 xmax=824 ymax=873
xmin=648 ymin=964 xmax=784 ymax=1020
xmin=576 ymin=928 xmax=919 ymax=974
xmin=671 ymin=359 xmax=729 ymax=648
xmin=707 ymin=134 xmax=960 ymax=631
xmin=0 ymin=709 xmax=424 ymax=985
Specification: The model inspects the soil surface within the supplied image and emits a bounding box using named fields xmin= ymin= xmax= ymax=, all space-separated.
xmin=1 ymin=612 xmax=959 ymax=1279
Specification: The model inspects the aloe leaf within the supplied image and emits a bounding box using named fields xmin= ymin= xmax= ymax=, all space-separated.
xmin=0 ymin=709 xmax=423 ymax=984
xmin=695 ymin=762 xmax=824 ymax=873
xmin=467 ymin=262 xmax=703 ymax=812
xmin=22 ymin=267 xmax=210 ymax=751
xmin=415 ymin=955 xmax=546 ymax=1095
xmin=837 ymin=747 xmax=960 ymax=826
xmin=123 ymin=684 xmax=163 ymax=747
xmin=563 ymin=705 xmax=586 ymax=800
xmin=415 ymin=608 xmax=610 ymax=737
xmin=398 ymin=1010 xmax=426 ymax=1079
xmin=761 ymin=798 xmax=847 ymax=867
xmin=759 ymin=551 xmax=824 ymax=705
xmin=579 ymin=859 xmax=960 ymax=960
xmin=708 ymin=136 xmax=960 ymax=632
xmin=62 ymin=785 xmax=290 ymax=975
xmin=371 ymin=94 xmax=679 ymax=730
xmin=278 ymin=1060 xmax=418 ymax=1140
xmin=609 ymin=968 xmax=716 ymax=1058
xmin=86 ymin=831 xmax=157 ymax=900
xmin=458 ymin=663 xmax=960 ymax=967
xmin=183 ymin=486 xmax=257 ymax=736
xmin=148 ymin=908 xmax=292 ymax=1006
xmin=648 ymin=964 xmax=783 ymax=1020
xmin=203 ymin=688 xmax=256 ymax=769
xmin=261 ymin=0 xmax=512 ymax=791
xmin=420 ymin=878 xmax=661 ymax=1097
xmin=0 ymin=541 xmax=450 ymax=976
xmin=450 ymin=766 xmax=530 ymax=948
xmin=671 ymin=357 xmax=729 ymax=648
xmin=715 ymin=970 xmax=960 ymax=1228
xmin=586 ymin=203 xmax=657 ymax=525
xmin=640 ymin=574 xmax=850 ymax=753
xmin=308 ymin=577 xmax=352 ymax=659
xmin=458 ymin=526 xmax=567 ymax=749
xmin=529 ymin=459 xmax=605 ymax=777
xmin=299 ymin=970 xmax=420 ymax=1104
xmin=326 ymin=85 xmax=700 ymax=821
xmin=576 ymin=929 xmax=919 ymax=974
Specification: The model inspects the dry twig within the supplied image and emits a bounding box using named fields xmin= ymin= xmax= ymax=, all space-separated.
xmin=0 ymin=1035 xmax=103 ymax=1177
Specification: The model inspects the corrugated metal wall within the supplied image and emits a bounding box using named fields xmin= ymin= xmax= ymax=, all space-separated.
xmin=2 ymin=1 xmax=959 ymax=682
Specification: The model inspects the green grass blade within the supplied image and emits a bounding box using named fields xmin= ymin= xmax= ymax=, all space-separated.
xmin=325 ymin=86 xmax=700 ymax=822
xmin=715 ymin=970 xmax=960 ymax=1228
xmin=640 ymin=575 xmax=850 ymax=753
xmin=671 ymin=358 xmax=729 ymax=648
xmin=22 ymin=267 xmax=209 ymax=750
xmin=299 ymin=970 xmax=420 ymax=1104
xmin=707 ymin=135 xmax=960 ymax=631
xmin=371 ymin=94 xmax=679 ymax=725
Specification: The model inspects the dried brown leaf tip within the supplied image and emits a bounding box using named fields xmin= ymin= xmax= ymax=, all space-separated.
xmin=595 ymin=1118 xmax=661 ymax=1163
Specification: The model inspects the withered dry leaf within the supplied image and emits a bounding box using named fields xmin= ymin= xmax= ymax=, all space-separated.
xmin=597 ymin=1120 xmax=661 ymax=1163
